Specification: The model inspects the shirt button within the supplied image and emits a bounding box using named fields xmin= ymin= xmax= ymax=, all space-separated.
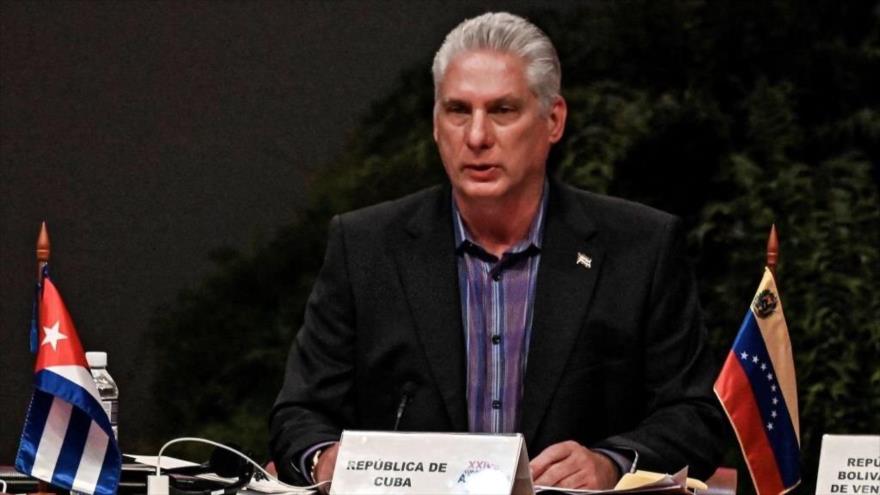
xmin=491 ymin=335 xmax=501 ymax=345
xmin=492 ymin=400 xmax=502 ymax=409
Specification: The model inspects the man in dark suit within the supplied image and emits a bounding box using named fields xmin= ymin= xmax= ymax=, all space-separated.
xmin=270 ymin=12 xmax=723 ymax=491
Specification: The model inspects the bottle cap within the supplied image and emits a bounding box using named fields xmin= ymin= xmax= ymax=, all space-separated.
xmin=86 ymin=351 xmax=107 ymax=368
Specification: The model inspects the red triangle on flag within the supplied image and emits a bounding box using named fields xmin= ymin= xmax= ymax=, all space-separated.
xmin=35 ymin=276 xmax=88 ymax=371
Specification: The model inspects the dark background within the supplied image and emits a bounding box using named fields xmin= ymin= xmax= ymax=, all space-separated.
xmin=1 ymin=0 xmax=578 ymax=456
xmin=2 ymin=1 xmax=878 ymax=493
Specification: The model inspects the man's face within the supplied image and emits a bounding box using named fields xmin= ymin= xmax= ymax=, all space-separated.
xmin=433 ymin=50 xmax=566 ymax=204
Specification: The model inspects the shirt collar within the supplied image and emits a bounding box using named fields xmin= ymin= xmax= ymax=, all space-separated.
xmin=452 ymin=180 xmax=548 ymax=256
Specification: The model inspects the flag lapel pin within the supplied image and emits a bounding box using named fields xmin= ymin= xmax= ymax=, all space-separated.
xmin=576 ymin=252 xmax=592 ymax=269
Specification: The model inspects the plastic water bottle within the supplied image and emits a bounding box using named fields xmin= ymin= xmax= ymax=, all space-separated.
xmin=85 ymin=351 xmax=119 ymax=441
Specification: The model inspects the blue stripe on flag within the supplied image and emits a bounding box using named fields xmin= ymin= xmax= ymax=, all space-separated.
xmin=732 ymin=311 xmax=800 ymax=487
xmin=15 ymin=389 xmax=54 ymax=473
xmin=50 ymin=406 xmax=91 ymax=488
xmin=35 ymin=370 xmax=114 ymax=437
xmin=94 ymin=438 xmax=122 ymax=495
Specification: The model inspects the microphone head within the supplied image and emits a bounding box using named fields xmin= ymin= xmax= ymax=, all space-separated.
xmin=401 ymin=381 xmax=417 ymax=397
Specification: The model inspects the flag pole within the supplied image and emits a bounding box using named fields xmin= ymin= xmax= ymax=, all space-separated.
xmin=766 ymin=224 xmax=779 ymax=276
xmin=30 ymin=225 xmax=51 ymax=353
xmin=33 ymin=222 xmax=53 ymax=494
xmin=36 ymin=221 xmax=50 ymax=281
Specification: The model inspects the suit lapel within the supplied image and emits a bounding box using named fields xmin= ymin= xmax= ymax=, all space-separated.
xmin=520 ymin=183 xmax=605 ymax=447
xmin=393 ymin=188 xmax=468 ymax=431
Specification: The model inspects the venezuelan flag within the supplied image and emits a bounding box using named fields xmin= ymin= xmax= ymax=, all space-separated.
xmin=715 ymin=268 xmax=800 ymax=495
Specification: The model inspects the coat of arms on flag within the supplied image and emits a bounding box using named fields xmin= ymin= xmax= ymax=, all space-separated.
xmin=714 ymin=267 xmax=801 ymax=495
xmin=15 ymin=269 xmax=121 ymax=495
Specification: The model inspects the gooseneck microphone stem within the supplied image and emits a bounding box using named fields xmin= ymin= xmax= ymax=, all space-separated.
xmin=393 ymin=382 xmax=416 ymax=431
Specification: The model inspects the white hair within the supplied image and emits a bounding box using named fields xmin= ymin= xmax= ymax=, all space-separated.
xmin=432 ymin=12 xmax=561 ymax=112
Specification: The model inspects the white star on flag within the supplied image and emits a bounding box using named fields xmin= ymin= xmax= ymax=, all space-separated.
xmin=767 ymin=422 xmax=774 ymax=431
xmin=41 ymin=321 xmax=68 ymax=351
xmin=767 ymin=372 xmax=774 ymax=381
xmin=752 ymin=355 xmax=759 ymax=363
xmin=741 ymin=351 xmax=749 ymax=360
xmin=771 ymin=411 xmax=777 ymax=418
xmin=771 ymin=384 xmax=777 ymax=392
xmin=772 ymin=397 xmax=779 ymax=405
xmin=761 ymin=363 xmax=767 ymax=370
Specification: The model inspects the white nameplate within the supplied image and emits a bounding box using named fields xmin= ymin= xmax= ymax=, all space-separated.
xmin=330 ymin=431 xmax=532 ymax=495
xmin=815 ymin=434 xmax=879 ymax=495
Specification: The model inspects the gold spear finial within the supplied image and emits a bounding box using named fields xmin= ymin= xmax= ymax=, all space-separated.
xmin=36 ymin=221 xmax=50 ymax=282
xmin=766 ymin=224 xmax=779 ymax=275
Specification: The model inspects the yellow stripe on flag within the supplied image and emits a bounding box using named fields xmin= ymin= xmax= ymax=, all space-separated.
xmin=751 ymin=267 xmax=800 ymax=442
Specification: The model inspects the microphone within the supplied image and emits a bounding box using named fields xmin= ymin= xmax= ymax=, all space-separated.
xmin=393 ymin=381 xmax=417 ymax=431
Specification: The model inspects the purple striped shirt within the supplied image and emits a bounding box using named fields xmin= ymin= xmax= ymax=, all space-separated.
xmin=452 ymin=185 xmax=547 ymax=433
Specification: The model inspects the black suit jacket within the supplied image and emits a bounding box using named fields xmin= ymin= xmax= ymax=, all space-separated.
xmin=269 ymin=181 xmax=723 ymax=482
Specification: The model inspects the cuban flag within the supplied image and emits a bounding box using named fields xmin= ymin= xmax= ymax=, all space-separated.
xmin=714 ymin=268 xmax=800 ymax=495
xmin=15 ymin=273 xmax=121 ymax=495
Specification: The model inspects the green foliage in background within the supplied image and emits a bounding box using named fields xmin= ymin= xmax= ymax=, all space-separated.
xmin=152 ymin=0 xmax=879 ymax=491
